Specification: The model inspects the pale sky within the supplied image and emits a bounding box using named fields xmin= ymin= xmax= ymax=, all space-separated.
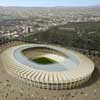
xmin=0 ymin=0 xmax=100 ymax=7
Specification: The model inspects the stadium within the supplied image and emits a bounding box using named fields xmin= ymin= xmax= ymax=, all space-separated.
xmin=1 ymin=43 xmax=94 ymax=90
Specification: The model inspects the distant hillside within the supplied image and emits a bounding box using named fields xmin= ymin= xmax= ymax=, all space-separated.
xmin=0 ymin=6 xmax=100 ymax=19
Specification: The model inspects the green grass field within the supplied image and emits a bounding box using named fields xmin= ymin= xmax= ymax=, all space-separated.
xmin=32 ymin=57 xmax=57 ymax=64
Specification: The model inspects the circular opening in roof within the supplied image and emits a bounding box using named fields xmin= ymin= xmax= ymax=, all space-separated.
xmin=14 ymin=44 xmax=81 ymax=71
xmin=22 ymin=46 xmax=67 ymax=65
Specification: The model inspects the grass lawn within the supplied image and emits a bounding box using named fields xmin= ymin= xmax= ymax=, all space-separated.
xmin=32 ymin=57 xmax=57 ymax=64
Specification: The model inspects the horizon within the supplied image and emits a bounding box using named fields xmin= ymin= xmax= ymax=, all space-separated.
xmin=0 ymin=0 xmax=100 ymax=7
xmin=0 ymin=4 xmax=100 ymax=8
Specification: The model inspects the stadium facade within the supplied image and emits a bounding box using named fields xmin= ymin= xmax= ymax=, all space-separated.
xmin=1 ymin=44 xmax=94 ymax=90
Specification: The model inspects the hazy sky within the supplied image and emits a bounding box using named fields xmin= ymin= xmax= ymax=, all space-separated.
xmin=0 ymin=0 xmax=100 ymax=7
